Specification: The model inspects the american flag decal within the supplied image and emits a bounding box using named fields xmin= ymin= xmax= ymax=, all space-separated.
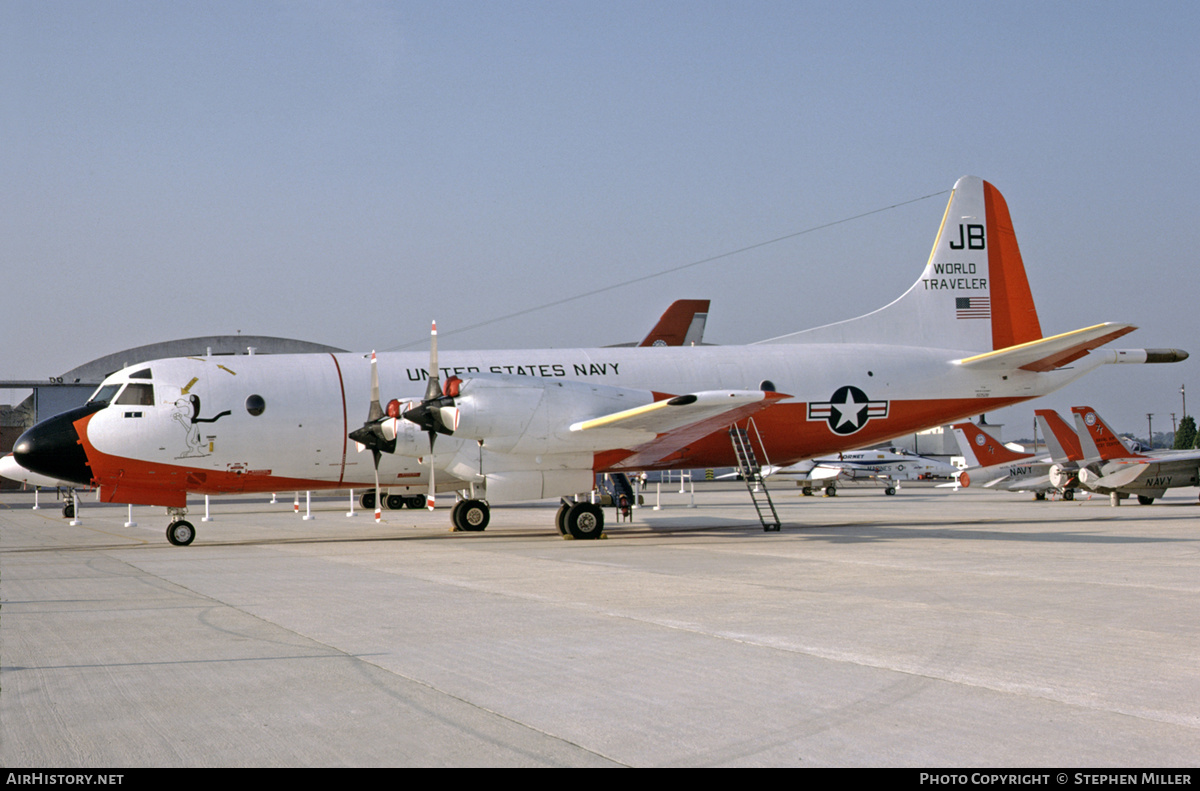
xmin=956 ymin=296 xmax=990 ymax=319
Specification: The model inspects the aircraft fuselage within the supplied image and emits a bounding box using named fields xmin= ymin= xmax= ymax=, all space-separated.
xmin=50 ymin=341 xmax=1096 ymax=508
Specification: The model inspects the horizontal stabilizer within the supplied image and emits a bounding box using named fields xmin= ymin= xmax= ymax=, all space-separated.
xmin=954 ymin=323 xmax=1136 ymax=372
xmin=1084 ymin=461 xmax=1151 ymax=490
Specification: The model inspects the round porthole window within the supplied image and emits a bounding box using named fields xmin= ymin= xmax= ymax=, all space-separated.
xmin=246 ymin=394 xmax=266 ymax=416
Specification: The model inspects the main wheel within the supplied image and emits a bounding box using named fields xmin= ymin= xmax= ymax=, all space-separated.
xmin=884 ymin=487 xmax=896 ymax=496
xmin=1063 ymin=489 xmax=1075 ymax=501
xmin=1137 ymin=495 xmax=1155 ymax=505
xmin=565 ymin=502 xmax=604 ymax=540
xmin=62 ymin=503 xmax=75 ymax=519
xmin=167 ymin=520 xmax=196 ymax=546
xmin=824 ymin=485 xmax=837 ymax=497
xmin=555 ymin=503 xmax=571 ymax=535
xmin=453 ymin=500 xmax=490 ymax=532
xmin=386 ymin=494 xmax=405 ymax=510
xmin=360 ymin=491 xmax=376 ymax=510
xmin=406 ymin=494 xmax=427 ymax=509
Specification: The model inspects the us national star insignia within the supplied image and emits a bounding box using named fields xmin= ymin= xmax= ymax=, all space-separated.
xmin=807 ymin=385 xmax=889 ymax=435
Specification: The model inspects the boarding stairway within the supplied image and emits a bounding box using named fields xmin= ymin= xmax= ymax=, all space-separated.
xmin=729 ymin=422 xmax=781 ymax=531
xmin=599 ymin=473 xmax=636 ymax=522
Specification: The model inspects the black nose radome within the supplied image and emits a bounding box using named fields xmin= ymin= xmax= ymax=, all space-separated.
xmin=13 ymin=403 xmax=104 ymax=487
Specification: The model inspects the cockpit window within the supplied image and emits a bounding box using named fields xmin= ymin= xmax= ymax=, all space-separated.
xmin=88 ymin=384 xmax=122 ymax=404
xmin=115 ymin=383 xmax=155 ymax=406
xmin=129 ymin=368 xmax=153 ymax=379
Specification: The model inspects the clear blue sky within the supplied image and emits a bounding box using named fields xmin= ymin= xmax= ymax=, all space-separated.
xmin=3 ymin=1 xmax=1197 ymax=436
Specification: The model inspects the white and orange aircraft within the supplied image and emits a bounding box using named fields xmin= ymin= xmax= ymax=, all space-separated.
xmin=949 ymin=422 xmax=1063 ymax=498
xmin=13 ymin=176 xmax=1187 ymax=544
xmin=1068 ymin=406 xmax=1200 ymax=504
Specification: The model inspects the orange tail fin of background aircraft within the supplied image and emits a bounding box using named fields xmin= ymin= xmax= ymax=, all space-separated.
xmin=1035 ymin=409 xmax=1084 ymax=463
xmin=638 ymin=299 xmax=709 ymax=347
xmin=952 ymin=422 xmax=1037 ymax=467
xmin=1071 ymin=406 xmax=1143 ymax=461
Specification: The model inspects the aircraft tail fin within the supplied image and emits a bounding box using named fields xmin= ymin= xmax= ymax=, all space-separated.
xmin=1035 ymin=409 xmax=1084 ymax=463
xmin=639 ymin=299 xmax=710 ymax=347
xmin=767 ymin=176 xmax=1042 ymax=352
xmin=1071 ymin=406 xmax=1142 ymax=461
xmin=952 ymin=422 xmax=1036 ymax=467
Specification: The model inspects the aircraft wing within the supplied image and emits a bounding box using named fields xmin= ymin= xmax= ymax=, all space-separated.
xmin=954 ymin=323 xmax=1136 ymax=372
xmin=575 ymin=390 xmax=786 ymax=470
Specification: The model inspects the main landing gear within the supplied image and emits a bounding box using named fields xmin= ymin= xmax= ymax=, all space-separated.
xmin=443 ymin=496 xmax=605 ymax=538
xmin=451 ymin=499 xmax=490 ymax=532
xmin=555 ymin=500 xmax=605 ymax=540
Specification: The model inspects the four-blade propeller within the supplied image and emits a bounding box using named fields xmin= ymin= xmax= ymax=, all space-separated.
xmin=348 ymin=351 xmax=397 ymax=521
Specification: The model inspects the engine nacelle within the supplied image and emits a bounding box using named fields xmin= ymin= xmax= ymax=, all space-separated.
xmin=1048 ymin=463 xmax=1077 ymax=489
xmin=449 ymin=373 xmax=655 ymax=455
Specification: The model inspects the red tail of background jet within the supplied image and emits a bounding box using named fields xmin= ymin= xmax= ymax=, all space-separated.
xmin=1071 ymin=406 xmax=1143 ymax=461
xmin=1034 ymin=409 xmax=1084 ymax=463
xmin=951 ymin=422 xmax=1036 ymax=467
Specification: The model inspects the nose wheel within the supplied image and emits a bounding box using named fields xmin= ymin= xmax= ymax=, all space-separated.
xmin=167 ymin=518 xmax=196 ymax=546
xmin=165 ymin=511 xmax=195 ymax=547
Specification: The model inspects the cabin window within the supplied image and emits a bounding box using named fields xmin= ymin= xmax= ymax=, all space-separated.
xmin=115 ymin=383 xmax=155 ymax=406
xmin=245 ymin=394 xmax=266 ymax=416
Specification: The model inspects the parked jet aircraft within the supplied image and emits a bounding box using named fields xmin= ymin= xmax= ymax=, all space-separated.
xmin=1069 ymin=406 xmax=1200 ymax=504
xmin=949 ymin=422 xmax=1068 ymax=499
xmin=13 ymin=176 xmax=1188 ymax=544
xmin=764 ymin=448 xmax=958 ymax=496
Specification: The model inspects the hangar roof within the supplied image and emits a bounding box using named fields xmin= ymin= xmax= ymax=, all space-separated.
xmin=54 ymin=335 xmax=348 ymax=385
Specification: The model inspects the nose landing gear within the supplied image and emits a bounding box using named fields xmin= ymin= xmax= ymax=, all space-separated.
xmin=166 ymin=508 xmax=195 ymax=546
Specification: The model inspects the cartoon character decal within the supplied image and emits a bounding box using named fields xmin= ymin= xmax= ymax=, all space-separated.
xmin=172 ymin=393 xmax=231 ymax=458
